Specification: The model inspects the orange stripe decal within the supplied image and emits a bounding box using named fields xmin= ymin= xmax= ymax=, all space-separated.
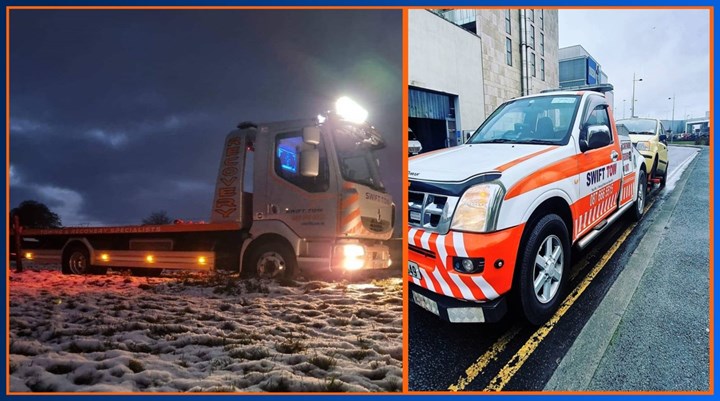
xmin=495 ymin=146 xmax=558 ymax=172
xmin=505 ymin=146 xmax=620 ymax=200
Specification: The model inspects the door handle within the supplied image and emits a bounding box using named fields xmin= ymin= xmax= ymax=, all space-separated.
xmin=610 ymin=150 xmax=619 ymax=161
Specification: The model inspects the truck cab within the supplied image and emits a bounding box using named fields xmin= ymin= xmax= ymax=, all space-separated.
xmin=408 ymin=84 xmax=646 ymax=324
xmin=229 ymin=107 xmax=395 ymax=278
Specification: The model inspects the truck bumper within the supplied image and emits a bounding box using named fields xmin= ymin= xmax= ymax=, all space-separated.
xmin=407 ymin=224 xmax=525 ymax=306
xmin=410 ymin=282 xmax=507 ymax=323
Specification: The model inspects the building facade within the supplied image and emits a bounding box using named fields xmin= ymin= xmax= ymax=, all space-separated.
xmin=409 ymin=9 xmax=560 ymax=152
xmin=559 ymin=45 xmax=609 ymax=88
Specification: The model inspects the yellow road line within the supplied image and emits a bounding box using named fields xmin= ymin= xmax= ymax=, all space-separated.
xmin=448 ymin=325 xmax=522 ymax=391
xmin=483 ymin=200 xmax=654 ymax=392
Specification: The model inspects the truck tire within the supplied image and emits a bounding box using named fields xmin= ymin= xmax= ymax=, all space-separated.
xmin=244 ymin=241 xmax=296 ymax=280
xmin=516 ymin=214 xmax=570 ymax=326
xmin=631 ymin=170 xmax=647 ymax=221
xmin=62 ymin=245 xmax=106 ymax=275
xmin=659 ymin=161 xmax=668 ymax=189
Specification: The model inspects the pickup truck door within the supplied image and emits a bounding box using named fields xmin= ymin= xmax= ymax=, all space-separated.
xmin=575 ymin=102 xmax=623 ymax=240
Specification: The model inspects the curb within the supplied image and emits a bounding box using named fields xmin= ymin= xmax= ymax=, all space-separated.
xmin=543 ymin=149 xmax=701 ymax=391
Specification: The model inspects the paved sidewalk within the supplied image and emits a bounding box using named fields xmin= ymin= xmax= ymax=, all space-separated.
xmin=546 ymin=149 xmax=710 ymax=391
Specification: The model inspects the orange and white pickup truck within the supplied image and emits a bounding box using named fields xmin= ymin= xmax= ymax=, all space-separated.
xmin=408 ymin=84 xmax=647 ymax=325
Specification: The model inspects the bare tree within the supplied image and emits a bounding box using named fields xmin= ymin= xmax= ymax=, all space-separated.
xmin=142 ymin=210 xmax=172 ymax=225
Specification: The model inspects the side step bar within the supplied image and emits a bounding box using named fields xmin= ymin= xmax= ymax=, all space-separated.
xmin=576 ymin=201 xmax=634 ymax=250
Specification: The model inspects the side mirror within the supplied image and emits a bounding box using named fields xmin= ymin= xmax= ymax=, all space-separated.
xmin=579 ymin=138 xmax=589 ymax=152
xmin=300 ymin=147 xmax=319 ymax=177
xmin=303 ymin=126 xmax=320 ymax=145
xmin=585 ymin=125 xmax=611 ymax=150
xmin=659 ymin=134 xmax=668 ymax=143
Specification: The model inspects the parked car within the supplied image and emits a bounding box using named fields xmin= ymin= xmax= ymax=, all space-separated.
xmin=616 ymin=117 xmax=669 ymax=187
xmin=409 ymin=128 xmax=422 ymax=156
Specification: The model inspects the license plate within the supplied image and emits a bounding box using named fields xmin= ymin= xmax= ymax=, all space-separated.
xmin=412 ymin=291 xmax=439 ymax=316
xmin=410 ymin=211 xmax=421 ymax=221
xmin=408 ymin=261 xmax=421 ymax=280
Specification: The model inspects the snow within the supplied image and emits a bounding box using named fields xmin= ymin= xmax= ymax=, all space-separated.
xmin=9 ymin=265 xmax=403 ymax=393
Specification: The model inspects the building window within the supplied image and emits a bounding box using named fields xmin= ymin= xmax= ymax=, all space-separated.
xmin=531 ymin=53 xmax=536 ymax=77
xmin=540 ymin=33 xmax=545 ymax=56
xmin=506 ymin=38 xmax=512 ymax=66
xmin=529 ymin=9 xmax=534 ymax=22
xmin=540 ymin=9 xmax=544 ymax=30
xmin=505 ymin=9 xmax=511 ymax=34
xmin=541 ymin=58 xmax=545 ymax=81
xmin=530 ymin=25 xmax=535 ymax=49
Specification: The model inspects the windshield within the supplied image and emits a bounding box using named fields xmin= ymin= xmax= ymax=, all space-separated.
xmin=616 ymin=119 xmax=657 ymax=135
xmin=468 ymin=95 xmax=581 ymax=145
xmin=333 ymin=125 xmax=386 ymax=192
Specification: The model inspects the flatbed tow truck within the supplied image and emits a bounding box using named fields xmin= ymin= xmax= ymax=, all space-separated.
xmin=13 ymin=97 xmax=395 ymax=279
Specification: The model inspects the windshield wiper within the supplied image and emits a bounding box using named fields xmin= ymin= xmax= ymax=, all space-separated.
xmin=519 ymin=139 xmax=557 ymax=145
xmin=479 ymin=138 xmax=515 ymax=143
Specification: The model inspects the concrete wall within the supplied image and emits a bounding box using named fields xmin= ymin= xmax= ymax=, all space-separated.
xmin=408 ymin=10 xmax=486 ymax=132
xmin=475 ymin=9 xmax=559 ymax=117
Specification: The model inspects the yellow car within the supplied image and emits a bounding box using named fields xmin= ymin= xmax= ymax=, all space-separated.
xmin=616 ymin=118 xmax=669 ymax=187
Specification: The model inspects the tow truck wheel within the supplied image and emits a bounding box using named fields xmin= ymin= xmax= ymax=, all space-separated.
xmin=516 ymin=214 xmax=570 ymax=326
xmin=648 ymin=157 xmax=659 ymax=194
xmin=659 ymin=161 xmax=668 ymax=189
xmin=245 ymin=242 xmax=296 ymax=280
xmin=62 ymin=245 xmax=106 ymax=275
xmin=631 ymin=170 xmax=647 ymax=221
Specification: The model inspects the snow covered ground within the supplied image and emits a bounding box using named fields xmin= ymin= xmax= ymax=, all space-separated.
xmin=8 ymin=265 xmax=403 ymax=393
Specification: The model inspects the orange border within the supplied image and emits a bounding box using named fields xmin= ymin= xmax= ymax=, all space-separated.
xmin=403 ymin=5 xmax=714 ymax=395
xmin=5 ymin=6 xmax=405 ymax=396
xmin=709 ymin=6 xmax=715 ymax=394
xmin=401 ymin=7 xmax=410 ymax=394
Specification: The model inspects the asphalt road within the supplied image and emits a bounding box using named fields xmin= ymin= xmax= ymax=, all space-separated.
xmin=408 ymin=145 xmax=704 ymax=392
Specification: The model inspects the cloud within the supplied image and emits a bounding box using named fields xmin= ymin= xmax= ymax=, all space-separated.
xmin=33 ymin=185 xmax=105 ymax=226
xmin=85 ymin=129 xmax=129 ymax=148
xmin=10 ymin=118 xmax=49 ymax=134
xmin=558 ymin=9 xmax=710 ymax=120
xmin=10 ymin=165 xmax=21 ymax=186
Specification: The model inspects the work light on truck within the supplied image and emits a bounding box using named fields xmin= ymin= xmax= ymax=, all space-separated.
xmin=450 ymin=183 xmax=505 ymax=233
xmin=335 ymin=96 xmax=368 ymax=124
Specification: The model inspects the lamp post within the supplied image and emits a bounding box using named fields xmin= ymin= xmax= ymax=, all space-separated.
xmin=631 ymin=73 xmax=643 ymax=118
xmin=667 ymin=95 xmax=675 ymax=143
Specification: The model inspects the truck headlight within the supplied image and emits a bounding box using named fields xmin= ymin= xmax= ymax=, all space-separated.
xmin=450 ymin=183 xmax=505 ymax=233
xmin=635 ymin=141 xmax=651 ymax=151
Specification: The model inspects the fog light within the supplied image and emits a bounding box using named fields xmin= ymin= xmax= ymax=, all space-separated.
xmin=24 ymin=252 xmax=33 ymax=260
xmin=494 ymin=259 xmax=504 ymax=269
xmin=100 ymin=253 xmax=110 ymax=262
xmin=198 ymin=256 xmax=206 ymax=265
xmin=337 ymin=244 xmax=366 ymax=271
xmin=146 ymin=255 xmax=154 ymax=263
xmin=452 ymin=257 xmax=485 ymax=274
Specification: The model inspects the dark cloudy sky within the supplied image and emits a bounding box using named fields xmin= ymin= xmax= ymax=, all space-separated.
xmin=9 ymin=9 xmax=403 ymax=228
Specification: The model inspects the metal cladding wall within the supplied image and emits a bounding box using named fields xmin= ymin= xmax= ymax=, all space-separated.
xmin=409 ymin=9 xmax=485 ymax=131
xmin=409 ymin=88 xmax=452 ymax=120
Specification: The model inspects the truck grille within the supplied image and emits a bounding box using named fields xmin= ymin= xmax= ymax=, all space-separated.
xmin=408 ymin=191 xmax=458 ymax=233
